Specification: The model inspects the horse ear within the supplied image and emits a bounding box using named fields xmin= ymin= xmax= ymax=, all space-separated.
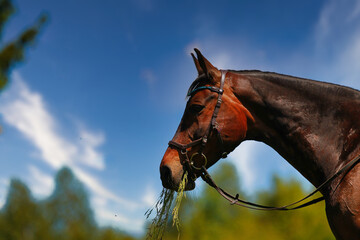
xmin=191 ymin=53 xmax=204 ymax=75
xmin=194 ymin=48 xmax=220 ymax=81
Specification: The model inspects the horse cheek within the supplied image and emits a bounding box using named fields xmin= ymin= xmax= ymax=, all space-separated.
xmin=237 ymin=113 xmax=248 ymax=140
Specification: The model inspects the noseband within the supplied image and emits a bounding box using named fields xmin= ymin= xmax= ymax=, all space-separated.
xmin=168 ymin=70 xmax=228 ymax=180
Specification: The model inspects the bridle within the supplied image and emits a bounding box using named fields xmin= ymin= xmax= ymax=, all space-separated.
xmin=168 ymin=70 xmax=360 ymax=211
xmin=168 ymin=70 xmax=228 ymax=181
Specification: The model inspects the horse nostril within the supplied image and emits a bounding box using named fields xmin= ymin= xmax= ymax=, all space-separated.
xmin=160 ymin=165 xmax=173 ymax=188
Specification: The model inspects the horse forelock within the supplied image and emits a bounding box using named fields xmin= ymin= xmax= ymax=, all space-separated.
xmin=186 ymin=74 xmax=208 ymax=98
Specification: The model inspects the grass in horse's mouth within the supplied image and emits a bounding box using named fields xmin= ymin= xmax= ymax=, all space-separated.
xmin=172 ymin=171 xmax=188 ymax=231
xmin=145 ymin=171 xmax=188 ymax=240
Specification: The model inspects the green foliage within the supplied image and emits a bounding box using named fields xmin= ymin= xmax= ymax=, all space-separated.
xmin=0 ymin=179 xmax=51 ymax=240
xmin=0 ymin=163 xmax=335 ymax=240
xmin=0 ymin=167 xmax=136 ymax=240
xmin=43 ymin=167 xmax=96 ymax=240
xmin=98 ymin=227 xmax=136 ymax=240
xmin=0 ymin=0 xmax=47 ymax=91
xmin=254 ymin=176 xmax=333 ymax=240
xmin=160 ymin=162 xmax=335 ymax=240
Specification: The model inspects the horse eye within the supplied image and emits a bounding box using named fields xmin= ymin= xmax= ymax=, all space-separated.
xmin=189 ymin=104 xmax=204 ymax=113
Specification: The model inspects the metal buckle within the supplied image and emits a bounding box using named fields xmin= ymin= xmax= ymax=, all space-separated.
xmin=190 ymin=152 xmax=207 ymax=170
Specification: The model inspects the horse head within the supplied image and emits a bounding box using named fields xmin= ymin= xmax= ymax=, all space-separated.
xmin=160 ymin=49 xmax=254 ymax=190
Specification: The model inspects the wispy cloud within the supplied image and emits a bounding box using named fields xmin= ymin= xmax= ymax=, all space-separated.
xmin=314 ymin=0 xmax=360 ymax=47
xmin=28 ymin=165 xmax=54 ymax=197
xmin=0 ymin=73 xmax=107 ymax=171
xmin=77 ymin=127 xmax=105 ymax=170
xmin=314 ymin=0 xmax=337 ymax=46
xmin=0 ymin=76 xmax=75 ymax=168
xmin=71 ymin=166 xmax=139 ymax=209
xmin=185 ymin=38 xmax=269 ymax=71
xmin=313 ymin=0 xmax=360 ymax=88
xmin=0 ymin=72 xmax=148 ymax=232
xmin=339 ymin=33 xmax=360 ymax=88
xmin=141 ymin=68 xmax=157 ymax=88
xmin=0 ymin=178 xmax=9 ymax=208
xmin=142 ymin=185 xmax=156 ymax=206
xmin=228 ymin=141 xmax=258 ymax=193
xmin=347 ymin=0 xmax=360 ymax=22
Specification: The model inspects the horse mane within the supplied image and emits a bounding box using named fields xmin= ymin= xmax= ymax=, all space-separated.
xmin=230 ymin=70 xmax=360 ymax=99
xmin=186 ymin=69 xmax=360 ymax=99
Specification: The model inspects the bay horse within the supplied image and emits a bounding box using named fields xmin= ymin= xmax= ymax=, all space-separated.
xmin=160 ymin=49 xmax=360 ymax=239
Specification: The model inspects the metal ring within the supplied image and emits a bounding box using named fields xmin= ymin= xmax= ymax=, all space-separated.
xmin=190 ymin=152 xmax=207 ymax=170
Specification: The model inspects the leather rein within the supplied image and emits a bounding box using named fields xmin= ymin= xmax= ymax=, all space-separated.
xmin=168 ymin=70 xmax=360 ymax=211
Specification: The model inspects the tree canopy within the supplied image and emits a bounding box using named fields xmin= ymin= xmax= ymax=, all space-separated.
xmin=0 ymin=167 xmax=135 ymax=240
xmin=159 ymin=162 xmax=335 ymax=240
xmin=0 ymin=0 xmax=46 ymax=91
xmin=0 ymin=162 xmax=335 ymax=239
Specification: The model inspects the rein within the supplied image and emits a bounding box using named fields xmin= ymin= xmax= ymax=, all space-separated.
xmin=200 ymin=153 xmax=360 ymax=210
xmin=169 ymin=70 xmax=360 ymax=211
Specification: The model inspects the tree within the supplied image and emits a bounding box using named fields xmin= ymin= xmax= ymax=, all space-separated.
xmin=98 ymin=227 xmax=137 ymax=240
xmin=0 ymin=0 xmax=47 ymax=91
xmin=254 ymin=176 xmax=334 ymax=240
xmin=161 ymin=162 xmax=334 ymax=240
xmin=0 ymin=167 xmax=137 ymax=240
xmin=0 ymin=179 xmax=51 ymax=240
xmin=43 ymin=167 xmax=97 ymax=240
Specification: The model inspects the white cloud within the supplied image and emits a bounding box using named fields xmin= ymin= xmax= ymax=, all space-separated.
xmin=339 ymin=33 xmax=360 ymax=88
xmin=91 ymin=190 xmax=145 ymax=233
xmin=184 ymin=41 xmax=202 ymax=56
xmin=141 ymin=69 xmax=157 ymax=87
xmin=95 ymin=206 xmax=144 ymax=233
xmin=78 ymin=127 xmax=105 ymax=170
xmin=71 ymin=166 xmax=139 ymax=209
xmin=142 ymin=185 xmax=156 ymax=207
xmin=0 ymin=75 xmax=75 ymax=168
xmin=0 ymin=74 xmax=107 ymax=171
xmin=314 ymin=0 xmax=337 ymax=46
xmin=312 ymin=0 xmax=360 ymax=88
xmin=314 ymin=0 xmax=360 ymax=49
xmin=347 ymin=0 xmax=360 ymax=22
xmin=0 ymin=178 xmax=9 ymax=208
xmin=227 ymin=141 xmax=258 ymax=193
xmin=28 ymin=165 xmax=54 ymax=197
xmin=185 ymin=36 xmax=270 ymax=72
xmin=0 ymin=72 xmax=145 ymax=232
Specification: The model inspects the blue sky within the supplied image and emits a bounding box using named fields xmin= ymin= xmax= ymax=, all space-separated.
xmin=0 ymin=0 xmax=360 ymax=235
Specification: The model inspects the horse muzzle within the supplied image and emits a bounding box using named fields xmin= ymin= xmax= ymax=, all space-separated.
xmin=160 ymin=164 xmax=196 ymax=191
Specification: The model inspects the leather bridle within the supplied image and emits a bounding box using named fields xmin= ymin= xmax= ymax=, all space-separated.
xmin=168 ymin=70 xmax=228 ymax=181
xmin=167 ymin=70 xmax=360 ymax=211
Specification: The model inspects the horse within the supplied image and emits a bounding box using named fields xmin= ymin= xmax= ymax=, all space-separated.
xmin=160 ymin=49 xmax=360 ymax=239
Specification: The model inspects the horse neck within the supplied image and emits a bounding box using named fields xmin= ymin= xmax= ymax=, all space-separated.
xmin=229 ymin=71 xmax=360 ymax=191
